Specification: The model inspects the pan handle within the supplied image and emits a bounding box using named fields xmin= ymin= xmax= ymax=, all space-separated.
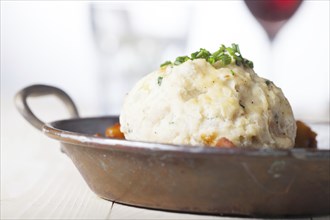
xmin=15 ymin=84 xmax=80 ymax=131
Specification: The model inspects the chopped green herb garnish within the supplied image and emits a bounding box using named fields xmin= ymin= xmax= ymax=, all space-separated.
xmin=220 ymin=54 xmax=232 ymax=66
xmin=191 ymin=48 xmax=211 ymax=59
xmin=160 ymin=61 xmax=172 ymax=67
xmin=157 ymin=76 xmax=163 ymax=86
xmin=265 ymin=80 xmax=272 ymax=86
xmin=174 ymin=56 xmax=190 ymax=65
xmin=207 ymin=56 xmax=215 ymax=64
xmin=244 ymin=59 xmax=254 ymax=68
xmin=230 ymin=70 xmax=235 ymax=76
xmin=160 ymin=43 xmax=254 ymax=69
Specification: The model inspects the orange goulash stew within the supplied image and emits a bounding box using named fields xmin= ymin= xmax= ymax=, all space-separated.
xmin=97 ymin=121 xmax=317 ymax=149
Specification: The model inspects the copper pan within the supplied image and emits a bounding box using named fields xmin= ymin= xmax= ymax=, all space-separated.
xmin=15 ymin=84 xmax=330 ymax=217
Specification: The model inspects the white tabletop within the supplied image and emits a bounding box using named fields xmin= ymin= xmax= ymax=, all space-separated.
xmin=1 ymin=97 xmax=329 ymax=220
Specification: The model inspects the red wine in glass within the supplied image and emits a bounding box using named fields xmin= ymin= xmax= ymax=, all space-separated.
xmin=244 ymin=0 xmax=303 ymax=41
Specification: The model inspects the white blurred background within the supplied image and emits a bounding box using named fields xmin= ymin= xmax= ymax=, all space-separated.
xmin=1 ymin=1 xmax=329 ymax=120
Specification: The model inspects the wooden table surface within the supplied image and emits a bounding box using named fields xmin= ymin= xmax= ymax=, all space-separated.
xmin=1 ymin=97 xmax=329 ymax=220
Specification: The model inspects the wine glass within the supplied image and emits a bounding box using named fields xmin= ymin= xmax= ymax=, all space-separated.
xmin=244 ymin=0 xmax=303 ymax=41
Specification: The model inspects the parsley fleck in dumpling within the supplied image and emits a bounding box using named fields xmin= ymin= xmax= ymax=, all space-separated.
xmin=120 ymin=44 xmax=296 ymax=149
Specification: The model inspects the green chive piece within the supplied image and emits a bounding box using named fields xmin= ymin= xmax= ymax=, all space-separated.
xmin=174 ymin=56 xmax=190 ymax=65
xmin=265 ymin=80 xmax=272 ymax=86
xmin=160 ymin=61 xmax=172 ymax=67
xmin=157 ymin=76 xmax=163 ymax=86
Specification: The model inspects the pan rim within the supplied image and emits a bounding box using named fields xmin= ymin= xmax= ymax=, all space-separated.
xmin=42 ymin=116 xmax=330 ymax=158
